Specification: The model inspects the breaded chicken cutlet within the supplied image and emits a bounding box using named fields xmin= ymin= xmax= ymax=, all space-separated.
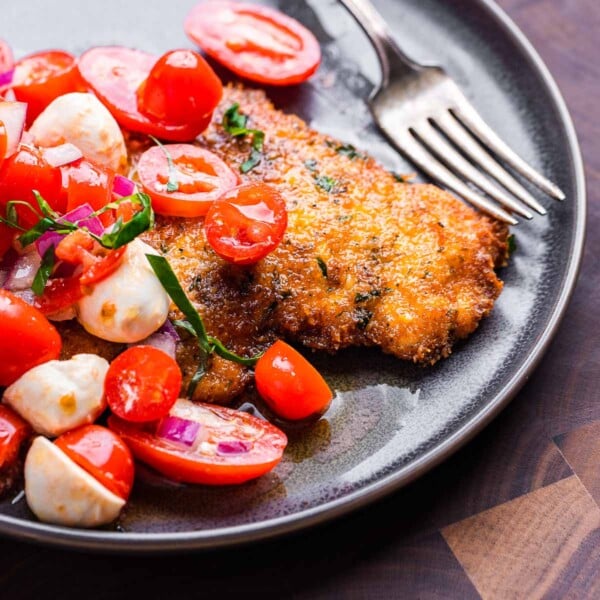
xmin=59 ymin=85 xmax=509 ymax=403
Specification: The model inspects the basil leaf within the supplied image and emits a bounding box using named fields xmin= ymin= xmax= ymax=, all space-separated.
xmin=240 ymin=148 xmax=262 ymax=174
xmin=33 ymin=190 xmax=60 ymax=219
xmin=32 ymin=246 xmax=55 ymax=296
xmin=223 ymin=103 xmax=248 ymax=131
xmin=149 ymin=135 xmax=179 ymax=193
xmin=98 ymin=193 xmax=154 ymax=249
xmin=17 ymin=216 xmax=55 ymax=246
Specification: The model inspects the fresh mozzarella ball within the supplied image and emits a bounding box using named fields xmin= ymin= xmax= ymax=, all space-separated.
xmin=24 ymin=437 xmax=125 ymax=528
xmin=3 ymin=354 xmax=108 ymax=437
xmin=29 ymin=92 xmax=127 ymax=172
xmin=76 ymin=239 xmax=170 ymax=343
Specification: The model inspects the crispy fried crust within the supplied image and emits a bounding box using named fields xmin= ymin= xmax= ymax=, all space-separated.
xmin=61 ymin=85 xmax=509 ymax=402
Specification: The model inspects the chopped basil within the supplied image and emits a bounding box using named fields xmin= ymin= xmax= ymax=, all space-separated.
xmin=507 ymin=234 xmax=517 ymax=254
xmin=315 ymin=175 xmax=340 ymax=193
xmin=146 ymin=254 xmax=262 ymax=395
xmin=149 ymin=135 xmax=179 ymax=192
xmin=316 ymin=257 xmax=328 ymax=278
xmin=223 ymin=103 xmax=265 ymax=173
xmin=31 ymin=246 xmax=55 ymax=296
xmin=97 ymin=193 xmax=154 ymax=249
xmin=327 ymin=141 xmax=365 ymax=160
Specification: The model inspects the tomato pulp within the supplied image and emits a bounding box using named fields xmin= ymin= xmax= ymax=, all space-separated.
xmin=137 ymin=143 xmax=239 ymax=217
xmin=184 ymin=0 xmax=321 ymax=86
xmin=204 ymin=182 xmax=287 ymax=265
xmin=108 ymin=398 xmax=287 ymax=485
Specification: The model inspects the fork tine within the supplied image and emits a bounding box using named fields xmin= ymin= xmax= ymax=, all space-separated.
xmin=452 ymin=103 xmax=566 ymax=201
xmin=437 ymin=112 xmax=547 ymax=215
xmin=392 ymin=130 xmax=518 ymax=225
xmin=412 ymin=120 xmax=533 ymax=219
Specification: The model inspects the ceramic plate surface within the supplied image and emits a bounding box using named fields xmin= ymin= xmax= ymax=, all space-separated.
xmin=0 ymin=0 xmax=585 ymax=552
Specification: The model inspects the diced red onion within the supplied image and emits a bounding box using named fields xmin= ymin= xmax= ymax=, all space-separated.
xmin=216 ymin=440 xmax=252 ymax=456
xmin=129 ymin=321 xmax=180 ymax=359
xmin=113 ymin=174 xmax=136 ymax=197
xmin=0 ymin=100 xmax=27 ymax=159
xmin=42 ymin=143 xmax=83 ymax=168
xmin=0 ymin=68 xmax=14 ymax=88
xmin=0 ymin=248 xmax=18 ymax=288
xmin=156 ymin=416 xmax=200 ymax=447
xmin=3 ymin=249 xmax=41 ymax=291
xmin=10 ymin=289 xmax=35 ymax=305
xmin=35 ymin=203 xmax=104 ymax=257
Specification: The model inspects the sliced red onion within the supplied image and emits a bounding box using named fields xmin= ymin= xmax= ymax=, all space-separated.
xmin=0 ymin=68 xmax=14 ymax=88
xmin=216 ymin=440 xmax=252 ymax=456
xmin=35 ymin=203 xmax=104 ymax=257
xmin=0 ymin=100 xmax=27 ymax=159
xmin=156 ymin=416 xmax=200 ymax=447
xmin=3 ymin=249 xmax=41 ymax=291
xmin=113 ymin=174 xmax=136 ymax=197
xmin=10 ymin=289 xmax=35 ymax=305
xmin=129 ymin=321 xmax=180 ymax=359
xmin=0 ymin=248 xmax=18 ymax=288
xmin=42 ymin=143 xmax=83 ymax=168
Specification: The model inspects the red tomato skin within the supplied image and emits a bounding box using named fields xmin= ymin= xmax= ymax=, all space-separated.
xmin=55 ymin=425 xmax=134 ymax=500
xmin=254 ymin=340 xmax=333 ymax=421
xmin=0 ymin=145 xmax=64 ymax=228
xmin=137 ymin=49 xmax=222 ymax=125
xmin=11 ymin=50 xmax=82 ymax=124
xmin=77 ymin=46 xmax=212 ymax=141
xmin=0 ymin=404 xmax=31 ymax=470
xmin=184 ymin=1 xmax=321 ymax=86
xmin=0 ymin=120 xmax=7 ymax=166
xmin=105 ymin=346 xmax=182 ymax=423
xmin=33 ymin=275 xmax=84 ymax=317
xmin=107 ymin=401 xmax=287 ymax=485
xmin=0 ymin=221 xmax=14 ymax=259
xmin=63 ymin=159 xmax=115 ymax=227
xmin=137 ymin=144 xmax=239 ymax=217
xmin=204 ymin=182 xmax=287 ymax=265
xmin=0 ymin=289 xmax=62 ymax=386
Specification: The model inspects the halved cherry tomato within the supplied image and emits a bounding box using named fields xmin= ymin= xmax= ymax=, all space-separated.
xmin=0 ymin=145 xmax=64 ymax=228
xmin=137 ymin=49 xmax=222 ymax=126
xmin=184 ymin=1 xmax=321 ymax=86
xmin=33 ymin=274 xmax=84 ymax=316
xmin=137 ymin=144 xmax=239 ymax=217
xmin=11 ymin=50 xmax=82 ymax=124
xmin=0 ymin=289 xmax=62 ymax=386
xmin=0 ymin=40 xmax=14 ymax=76
xmin=0 ymin=404 xmax=31 ymax=470
xmin=255 ymin=340 xmax=333 ymax=421
xmin=78 ymin=46 xmax=213 ymax=141
xmin=105 ymin=346 xmax=182 ymax=423
xmin=63 ymin=159 xmax=115 ymax=227
xmin=55 ymin=425 xmax=134 ymax=500
xmin=108 ymin=398 xmax=287 ymax=485
xmin=54 ymin=230 xmax=126 ymax=287
xmin=204 ymin=182 xmax=287 ymax=265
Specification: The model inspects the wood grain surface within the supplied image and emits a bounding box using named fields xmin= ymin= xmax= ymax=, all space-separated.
xmin=1 ymin=0 xmax=598 ymax=598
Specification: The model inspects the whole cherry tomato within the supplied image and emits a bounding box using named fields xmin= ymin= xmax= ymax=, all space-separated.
xmin=55 ymin=424 xmax=135 ymax=500
xmin=104 ymin=346 xmax=182 ymax=423
xmin=11 ymin=50 xmax=82 ymax=124
xmin=204 ymin=182 xmax=287 ymax=265
xmin=137 ymin=49 xmax=222 ymax=126
xmin=0 ymin=289 xmax=62 ymax=386
xmin=254 ymin=340 xmax=333 ymax=421
xmin=0 ymin=145 xmax=64 ymax=228
xmin=108 ymin=398 xmax=287 ymax=485
xmin=137 ymin=144 xmax=239 ymax=217
xmin=78 ymin=46 xmax=212 ymax=141
xmin=185 ymin=1 xmax=321 ymax=86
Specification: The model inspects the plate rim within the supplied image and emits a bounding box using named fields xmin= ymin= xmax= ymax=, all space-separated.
xmin=0 ymin=0 xmax=586 ymax=553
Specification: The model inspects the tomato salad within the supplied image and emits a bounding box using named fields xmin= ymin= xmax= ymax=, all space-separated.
xmin=0 ymin=2 xmax=331 ymax=529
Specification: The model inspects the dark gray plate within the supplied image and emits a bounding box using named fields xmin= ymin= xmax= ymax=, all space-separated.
xmin=0 ymin=0 xmax=585 ymax=552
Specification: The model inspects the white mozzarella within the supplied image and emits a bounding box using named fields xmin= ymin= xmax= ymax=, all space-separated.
xmin=76 ymin=239 xmax=170 ymax=343
xmin=29 ymin=92 xmax=127 ymax=172
xmin=24 ymin=436 xmax=125 ymax=528
xmin=3 ymin=354 xmax=108 ymax=437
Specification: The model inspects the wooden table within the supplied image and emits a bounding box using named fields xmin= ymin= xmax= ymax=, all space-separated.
xmin=1 ymin=0 xmax=597 ymax=597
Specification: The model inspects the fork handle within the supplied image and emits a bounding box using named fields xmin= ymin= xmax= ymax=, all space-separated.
xmin=338 ymin=0 xmax=422 ymax=85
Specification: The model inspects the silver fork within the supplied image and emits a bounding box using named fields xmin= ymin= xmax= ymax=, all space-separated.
xmin=338 ymin=0 xmax=565 ymax=225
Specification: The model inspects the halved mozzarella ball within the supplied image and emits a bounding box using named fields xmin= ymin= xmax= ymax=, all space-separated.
xmin=29 ymin=92 xmax=127 ymax=172
xmin=24 ymin=436 xmax=125 ymax=527
xmin=76 ymin=239 xmax=170 ymax=343
xmin=3 ymin=354 xmax=108 ymax=437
